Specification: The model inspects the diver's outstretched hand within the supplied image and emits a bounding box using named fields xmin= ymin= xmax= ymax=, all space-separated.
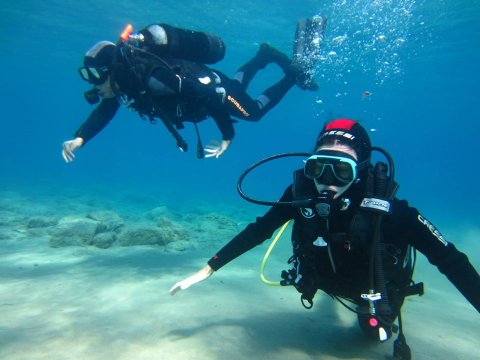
xmin=204 ymin=140 xmax=231 ymax=158
xmin=62 ymin=137 xmax=84 ymax=163
xmin=169 ymin=264 xmax=214 ymax=295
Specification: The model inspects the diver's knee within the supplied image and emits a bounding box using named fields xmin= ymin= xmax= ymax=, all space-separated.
xmin=247 ymin=112 xmax=263 ymax=122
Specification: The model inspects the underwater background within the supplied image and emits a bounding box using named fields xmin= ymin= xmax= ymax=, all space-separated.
xmin=1 ymin=1 xmax=479 ymax=359
xmin=1 ymin=0 xmax=479 ymax=222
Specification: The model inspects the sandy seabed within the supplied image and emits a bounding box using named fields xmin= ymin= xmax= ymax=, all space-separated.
xmin=0 ymin=190 xmax=479 ymax=360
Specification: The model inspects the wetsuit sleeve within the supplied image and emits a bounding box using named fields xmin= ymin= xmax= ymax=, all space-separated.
xmin=74 ymin=98 xmax=120 ymax=144
xmin=204 ymin=94 xmax=235 ymax=141
xmin=393 ymin=200 xmax=480 ymax=312
xmin=208 ymin=186 xmax=295 ymax=271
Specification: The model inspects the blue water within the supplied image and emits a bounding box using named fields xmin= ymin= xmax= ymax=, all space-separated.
xmin=1 ymin=0 xmax=479 ymax=225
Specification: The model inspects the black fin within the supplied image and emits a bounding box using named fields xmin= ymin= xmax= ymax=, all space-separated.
xmin=292 ymin=16 xmax=327 ymax=90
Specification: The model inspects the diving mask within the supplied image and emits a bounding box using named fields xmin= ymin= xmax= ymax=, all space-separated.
xmin=304 ymin=150 xmax=358 ymax=186
xmin=78 ymin=66 xmax=110 ymax=85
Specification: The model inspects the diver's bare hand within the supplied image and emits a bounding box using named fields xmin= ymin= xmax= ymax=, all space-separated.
xmin=62 ymin=137 xmax=84 ymax=163
xmin=204 ymin=139 xmax=231 ymax=158
xmin=169 ymin=264 xmax=214 ymax=295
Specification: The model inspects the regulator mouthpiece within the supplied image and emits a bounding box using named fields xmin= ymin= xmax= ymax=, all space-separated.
xmin=315 ymin=190 xmax=335 ymax=217
xmin=84 ymin=88 xmax=100 ymax=104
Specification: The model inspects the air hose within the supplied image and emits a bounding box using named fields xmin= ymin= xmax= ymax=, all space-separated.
xmin=260 ymin=220 xmax=291 ymax=286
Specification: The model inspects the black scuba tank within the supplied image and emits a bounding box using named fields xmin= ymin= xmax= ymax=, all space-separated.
xmin=140 ymin=24 xmax=226 ymax=64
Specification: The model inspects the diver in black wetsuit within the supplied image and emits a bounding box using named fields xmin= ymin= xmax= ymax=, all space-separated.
xmin=170 ymin=119 xmax=480 ymax=359
xmin=62 ymin=22 xmax=319 ymax=162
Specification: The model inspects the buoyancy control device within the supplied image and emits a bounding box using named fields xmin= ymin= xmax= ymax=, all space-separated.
xmin=237 ymin=147 xmax=424 ymax=360
xmin=113 ymin=24 xmax=224 ymax=156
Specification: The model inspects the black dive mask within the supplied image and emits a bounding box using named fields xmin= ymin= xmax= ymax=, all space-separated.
xmin=84 ymin=88 xmax=100 ymax=105
xmin=78 ymin=66 xmax=110 ymax=85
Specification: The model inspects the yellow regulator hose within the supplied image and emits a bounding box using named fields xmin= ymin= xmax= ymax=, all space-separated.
xmin=260 ymin=220 xmax=291 ymax=286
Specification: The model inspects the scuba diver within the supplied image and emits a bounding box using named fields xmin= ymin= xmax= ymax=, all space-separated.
xmin=62 ymin=18 xmax=325 ymax=162
xmin=170 ymin=119 xmax=480 ymax=359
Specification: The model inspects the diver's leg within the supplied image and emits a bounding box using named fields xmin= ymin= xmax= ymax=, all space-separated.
xmin=221 ymin=74 xmax=291 ymax=122
xmin=224 ymin=74 xmax=295 ymax=122
xmin=234 ymin=44 xmax=292 ymax=91
xmin=252 ymin=75 xmax=296 ymax=120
